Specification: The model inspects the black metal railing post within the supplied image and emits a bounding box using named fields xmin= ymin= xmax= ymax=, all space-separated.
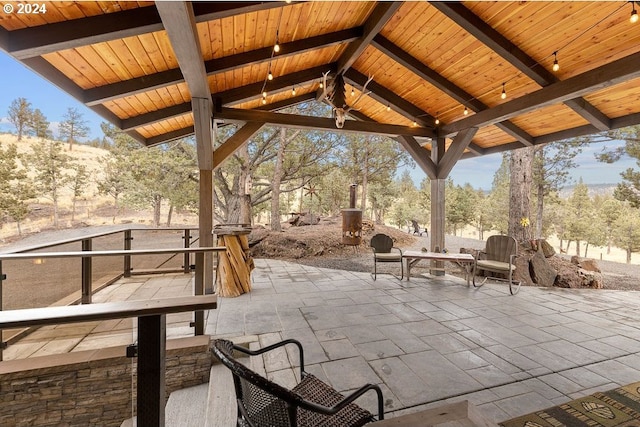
xmin=0 ymin=260 xmax=4 ymax=361
xmin=183 ymin=229 xmax=191 ymax=274
xmin=124 ymin=230 xmax=132 ymax=277
xmin=81 ymin=239 xmax=92 ymax=304
xmin=194 ymin=252 xmax=204 ymax=335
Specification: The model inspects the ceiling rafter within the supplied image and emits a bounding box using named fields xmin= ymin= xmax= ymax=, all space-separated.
xmin=84 ymin=27 xmax=362 ymax=106
xmin=371 ymin=35 xmax=534 ymax=147
xmin=215 ymin=107 xmax=435 ymax=138
xmin=5 ymin=2 xmax=285 ymax=60
xmin=336 ymin=2 xmax=402 ymax=75
xmin=441 ymin=51 xmax=640 ymax=137
xmin=430 ymin=1 xmax=611 ymax=131
xmin=120 ymin=65 xmax=336 ymax=131
xmin=344 ymin=69 xmax=485 ymax=156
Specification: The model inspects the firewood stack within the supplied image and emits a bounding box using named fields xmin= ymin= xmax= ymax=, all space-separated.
xmin=215 ymin=225 xmax=254 ymax=297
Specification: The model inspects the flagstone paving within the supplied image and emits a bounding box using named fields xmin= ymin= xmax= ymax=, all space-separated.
xmin=5 ymin=258 xmax=640 ymax=424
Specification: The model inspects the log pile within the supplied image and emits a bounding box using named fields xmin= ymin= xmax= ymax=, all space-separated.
xmin=215 ymin=230 xmax=254 ymax=297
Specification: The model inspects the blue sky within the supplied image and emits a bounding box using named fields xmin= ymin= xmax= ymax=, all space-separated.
xmin=1 ymin=51 xmax=635 ymax=190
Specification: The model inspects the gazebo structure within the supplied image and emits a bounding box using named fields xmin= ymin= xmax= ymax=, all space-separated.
xmin=2 ymin=0 xmax=640 ymax=292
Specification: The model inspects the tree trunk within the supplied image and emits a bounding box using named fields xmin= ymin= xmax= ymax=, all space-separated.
xmin=52 ymin=194 xmax=59 ymax=228
xmin=166 ymin=204 xmax=173 ymax=227
xmin=153 ymin=194 xmax=161 ymax=227
xmin=627 ymin=247 xmax=632 ymax=264
xmin=361 ymin=147 xmax=369 ymax=219
xmin=270 ymin=128 xmax=286 ymax=231
xmin=536 ymin=181 xmax=544 ymax=238
xmin=575 ymin=239 xmax=581 ymax=256
xmin=584 ymin=242 xmax=589 ymax=257
xmin=508 ymin=147 xmax=534 ymax=241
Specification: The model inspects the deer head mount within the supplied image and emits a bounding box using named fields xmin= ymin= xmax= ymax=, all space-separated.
xmin=320 ymin=72 xmax=373 ymax=128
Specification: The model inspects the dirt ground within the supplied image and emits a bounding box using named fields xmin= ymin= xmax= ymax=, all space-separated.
xmin=249 ymin=217 xmax=640 ymax=292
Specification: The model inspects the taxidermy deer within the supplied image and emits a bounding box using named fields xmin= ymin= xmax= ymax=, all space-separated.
xmin=320 ymin=72 xmax=373 ymax=128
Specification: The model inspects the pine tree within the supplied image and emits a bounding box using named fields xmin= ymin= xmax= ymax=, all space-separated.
xmin=0 ymin=144 xmax=34 ymax=234
xmin=59 ymin=107 xmax=90 ymax=151
xmin=28 ymin=108 xmax=52 ymax=139
xmin=7 ymin=98 xmax=33 ymax=141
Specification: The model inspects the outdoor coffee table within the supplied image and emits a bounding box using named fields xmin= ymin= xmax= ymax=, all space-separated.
xmin=402 ymin=250 xmax=475 ymax=284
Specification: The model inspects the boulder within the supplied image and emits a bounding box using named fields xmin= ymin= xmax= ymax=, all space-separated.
xmin=539 ymin=239 xmax=556 ymax=258
xmin=570 ymin=256 xmax=601 ymax=273
xmin=530 ymin=252 xmax=557 ymax=287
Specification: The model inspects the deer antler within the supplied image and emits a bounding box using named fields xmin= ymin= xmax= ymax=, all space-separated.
xmin=318 ymin=70 xmax=332 ymax=103
xmin=345 ymin=75 xmax=374 ymax=112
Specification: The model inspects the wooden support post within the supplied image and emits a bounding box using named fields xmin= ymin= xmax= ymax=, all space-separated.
xmin=431 ymin=137 xmax=446 ymax=276
xmin=137 ymin=314 xmax=166 ymax=427
xmin=81 ymin=239 xmax=92 ymax=304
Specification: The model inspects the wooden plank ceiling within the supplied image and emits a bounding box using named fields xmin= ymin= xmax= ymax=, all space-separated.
xmin=1 ymin=1 xmax=640 ymax=163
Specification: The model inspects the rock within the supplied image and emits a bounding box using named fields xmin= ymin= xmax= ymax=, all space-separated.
xmin=530 ymin=252 xmax=557 ymax=287
xmin=539 ymin=239 xmax=556 ymax=258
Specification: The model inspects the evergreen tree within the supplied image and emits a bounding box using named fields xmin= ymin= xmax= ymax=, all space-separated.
xmin=69 ymin=164 xmax=90 ymax=221
xmin=611 ymin=203 xmax=640 ymax=263
xmin=27 ymin=141 xmax=73 ymax=228
xmin=59 ymin=107 xmax=90 ymax=151
xmin=565 ymin=180 xmax=594 ymax=256
xmin=7 ymin=98 xmax=33 ymax=141
xmin=595 ymin=125 xmax=640 ymax=207
xmin=0 ymin=143 xmax=34 ymax=234
xmin=485 ymin=153 xmax=510 ymax=235
xmin=28 ymin=108 xmax=52 ymax=139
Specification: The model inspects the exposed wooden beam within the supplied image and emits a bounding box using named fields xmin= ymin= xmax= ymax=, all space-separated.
xmin=121 ymin=104 xmax=192 ymax=132
xmin=430 ymin=1 xmax=611 ymax=131
xmin=215 ymin=107 xmax=435 ymax=138
xmin=371 ymin=35 xmax=534 ymax=147
xmin=441 ymin=51 xmax=640 ymax=137
xmin=336 ymin=2 xmax=402 ymax=75
xmin=156 ymin=2 xmax=209 ymax=100
xmin=396 ymin=136 xmax=437 ymax=179
xmin=213 ymin=122 xmax=265 ymax=170
xmin=85 ymin=28 xmax=360 ymax=106
xmin=256 ymin=93 xmax=318 ymax=111
xmin=5 ymin=2 xmax=284 ymax=60
xmin=437 ymin=127 xmax=478 ymax=178
xmin=146 ymin=127 xmax=195 ymax=147
xmin=216 ymin=64 xmax=337 ymax=105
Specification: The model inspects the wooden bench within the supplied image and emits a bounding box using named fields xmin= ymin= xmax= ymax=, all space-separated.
xmin=0 ymin=295 xmax=217 ymax=426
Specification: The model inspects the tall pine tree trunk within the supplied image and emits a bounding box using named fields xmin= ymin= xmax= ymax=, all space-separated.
xmin=153 ymin=194 xmax=161 ymax=227
xmin=508 ymin=147 xmax=534 ymax=241
xmin=166 ymin=204 xmax=173 ymax=227
xmin=270 ymin=128 xmax=286 ymax=231
xmin=536 ymin=182 xmax=544 ymax=238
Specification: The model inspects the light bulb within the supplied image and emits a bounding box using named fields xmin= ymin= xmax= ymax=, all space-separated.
xmin=274 ymin=43 xmax=280 ymax=53
xmin=268 ymin=67 xmax=273 ymax=81
xmin=262 ymin=98 xmax=267 ymax=105
xmin=319 ymin=81 xmax=324 ymax=89
xmin=435 ymin=117 xmax=440 ymax=125
xmin=552 ymin=52 xmax=560 ymax=72
xmin=292 ymin=86 xmax=296 ymax=95
xmin=463 ymin=106 xmax=468 ymax=115
xmin=263 ymin=91 xmax=267 ymax=98
xmin=632 ymin=8 xmax=639 ymax=23
xmin=386 ymin=105 xmax=391 ymax=112
xmin=351 ymin=87 xmax=355 ymax=97
xmin=413 ymin=120 xmax=417 ymax=126
xmin=501 ymin=83 xmax=506 ymax=100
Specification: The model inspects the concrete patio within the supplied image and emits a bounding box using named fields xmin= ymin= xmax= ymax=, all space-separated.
xmin=5 ymin=258 xmax=640 ymax=424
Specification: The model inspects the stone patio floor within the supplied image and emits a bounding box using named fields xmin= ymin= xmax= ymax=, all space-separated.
xmin=6 ymin=258 xmax=640 ymax=424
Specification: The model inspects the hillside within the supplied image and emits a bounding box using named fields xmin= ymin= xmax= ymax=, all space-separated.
xmin=0 ymin=133 xmax=197 ymax=242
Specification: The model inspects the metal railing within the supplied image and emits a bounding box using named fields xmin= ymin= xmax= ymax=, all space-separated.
xmin=0 ymin=226 xmax=223 ymax=360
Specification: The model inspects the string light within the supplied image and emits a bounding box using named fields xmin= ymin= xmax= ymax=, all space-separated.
xmin=552 ymin=51 xmax=560 ymax=72
xmin=463 ymin=106 xmax=468 ymax=115
xmin=274 ymin=31 xmax=281 ymax=53
xmin=386 ymin=105 xmax=391 ymax=112
xmin=319 ymin=80 xmax=324 ymax=89
xmin=291 ymin=86 xmax=296 ymax=95
xmin=351 ymin=87 xmax=355 ymax=97
xmin=413 ymin=120 xmax=417 ymax=126
xmin=501 ymin=82 xmax=507 ymax=99
xmin=435 ymin=114 xmax=440 ymax=125
xmin=268 ymin=67 xmax=273 ymax=81
xmin=632 ymin=1 xmax=639 ymax=23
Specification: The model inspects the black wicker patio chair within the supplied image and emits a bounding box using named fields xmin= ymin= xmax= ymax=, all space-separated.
xmin=211 ymin=338 xmax=384 ymax=427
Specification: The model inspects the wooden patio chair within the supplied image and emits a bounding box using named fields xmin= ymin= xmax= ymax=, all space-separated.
xmin=472 ymin=235 xmax=521 ymax=295
xmin=370 ymin=233 xmax=403 ymax=281
xmin=211 ymin=338 xmax=384 ymax=427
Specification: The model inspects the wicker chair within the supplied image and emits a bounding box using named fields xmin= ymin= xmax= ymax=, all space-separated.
xmin=211 ymin=338 xmax=384 ymax=427
xmin=370 ymin=233 xmax=403 ymax=281
xmin=472 ymin=235 xmax=521 ymax=295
